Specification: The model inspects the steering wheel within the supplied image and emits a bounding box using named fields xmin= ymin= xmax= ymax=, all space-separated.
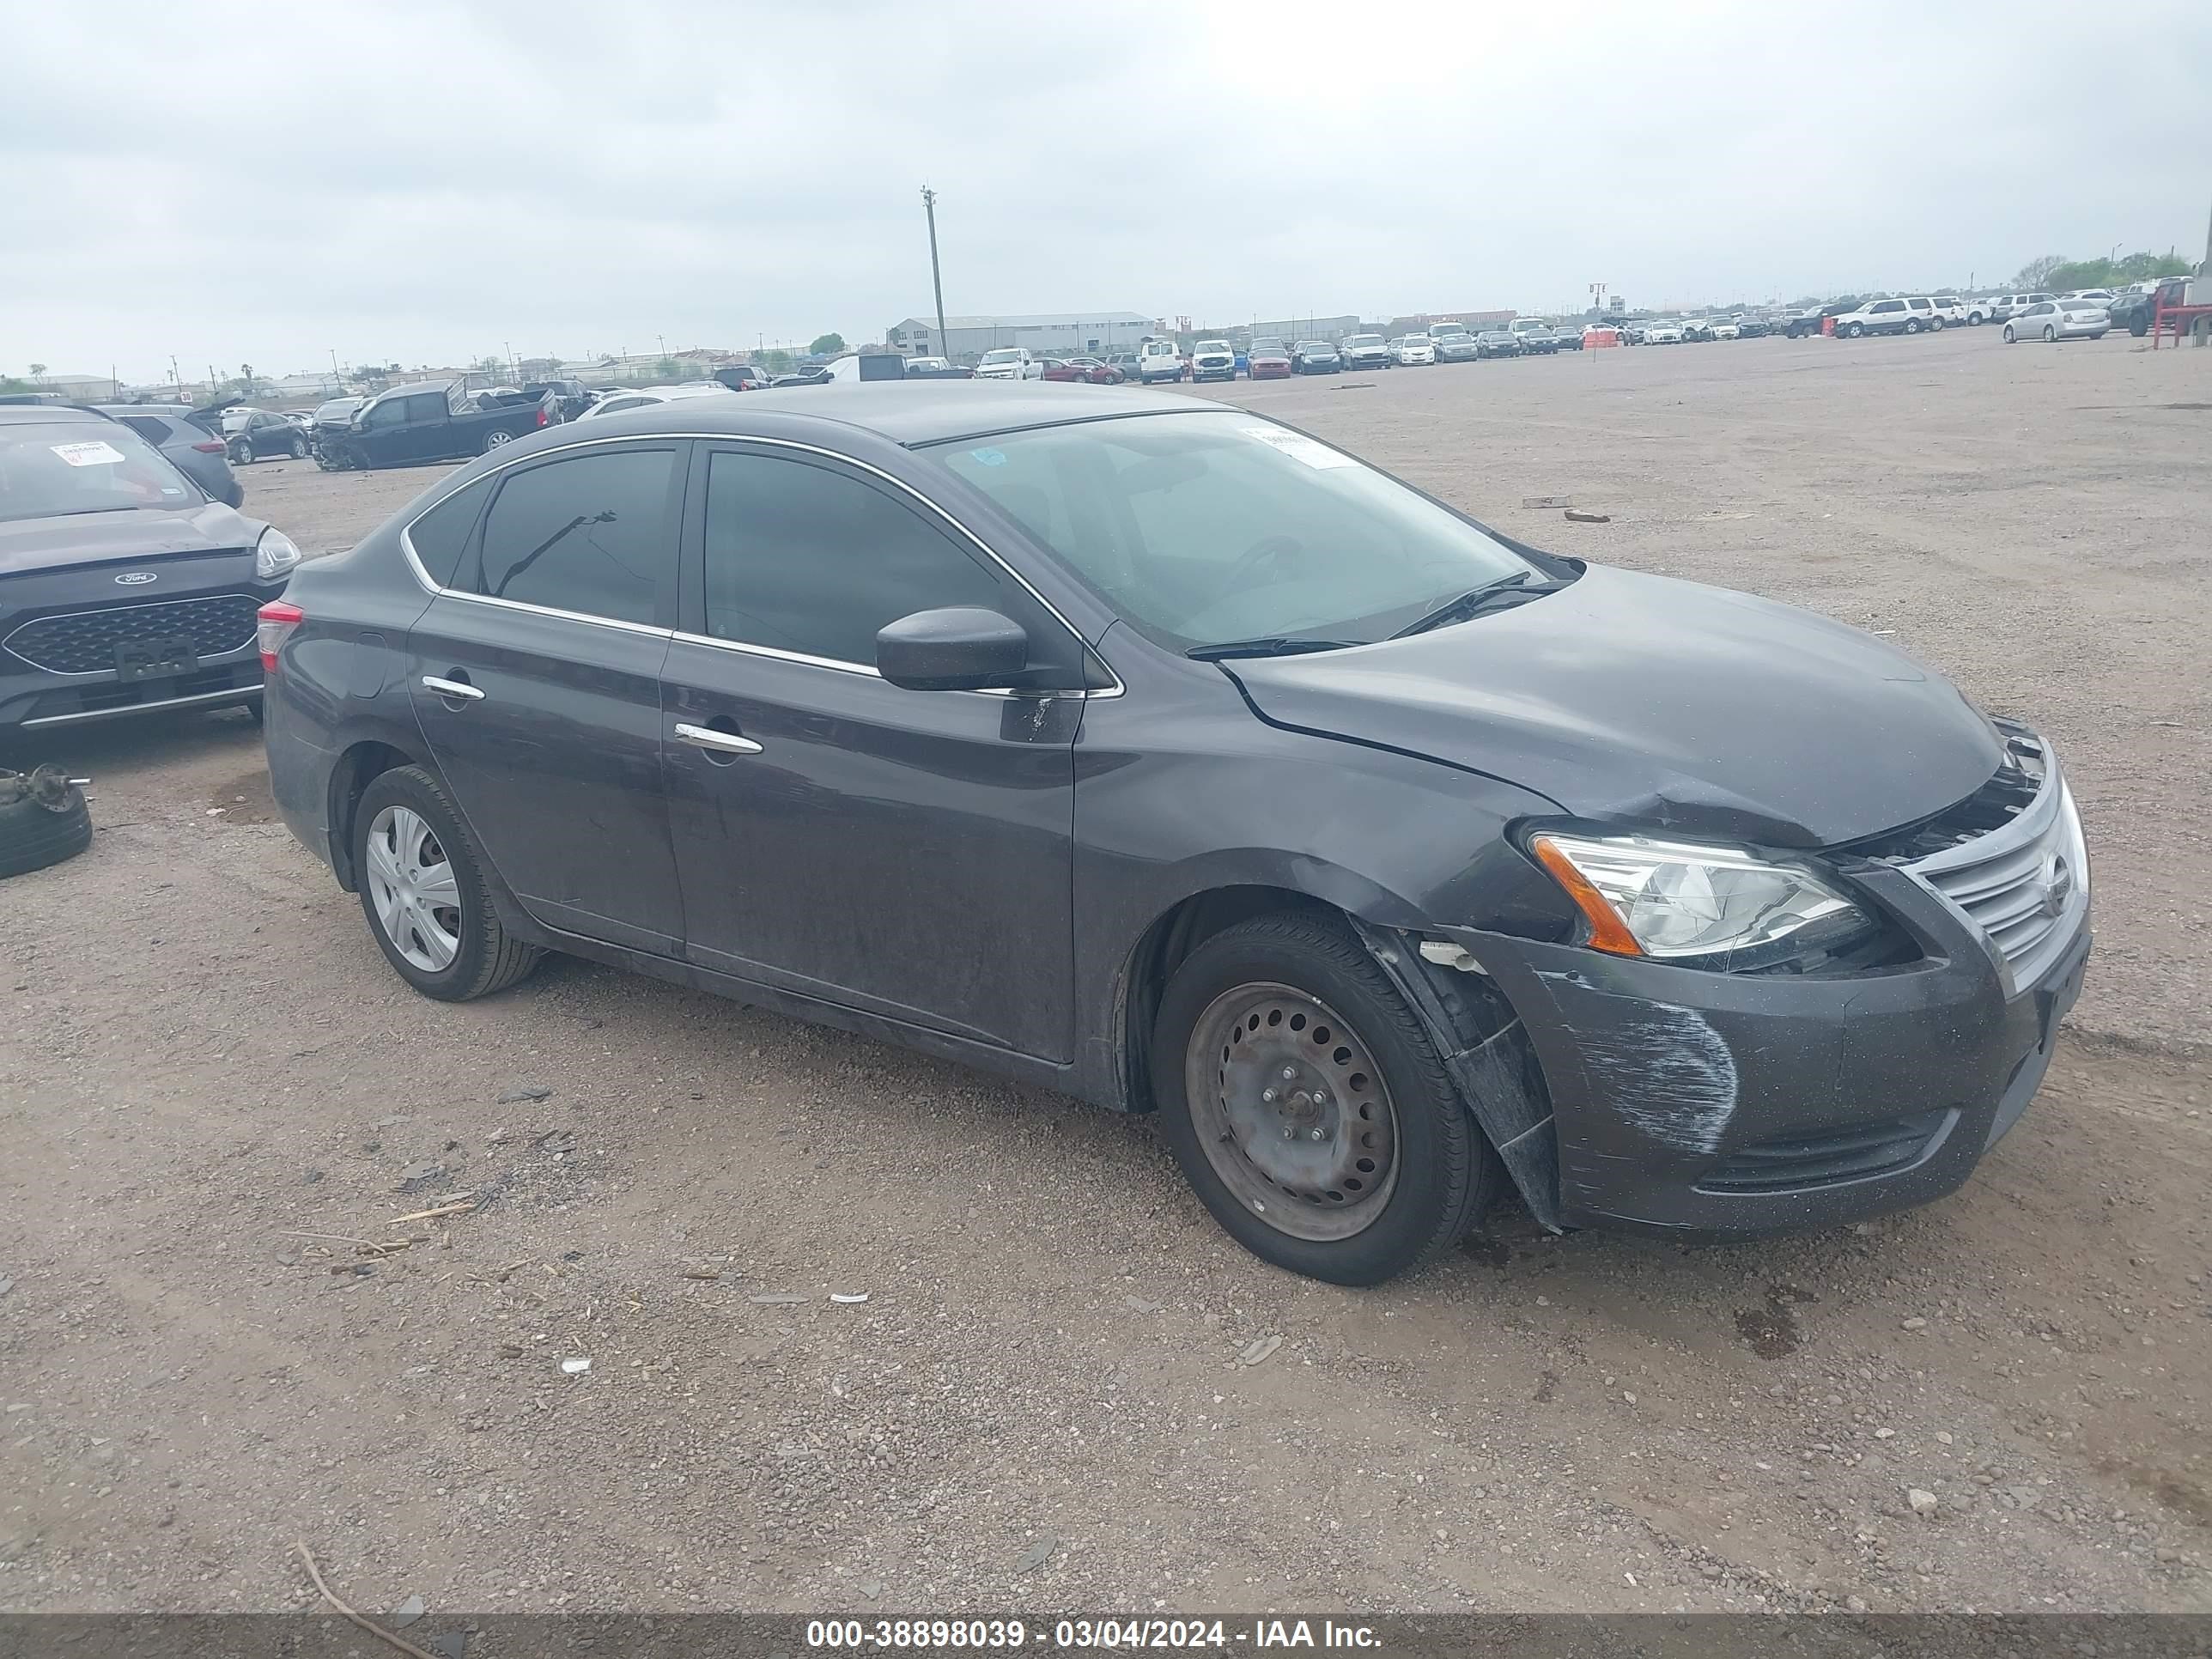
xmin=1218 ymin=534 xmax=1305 ymax=599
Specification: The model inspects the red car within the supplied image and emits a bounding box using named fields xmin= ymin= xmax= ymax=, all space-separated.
xmin=1247 ymin=338 xmax=1293 ymax=380
xmin=1040 ymin=356 xmax=1125 ymax=386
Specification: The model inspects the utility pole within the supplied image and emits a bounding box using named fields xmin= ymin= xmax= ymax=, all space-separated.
xmin=329 ymin=347 xmax=341 ymax=385
xmin=921 ymin=185 xmax=947 ymax=353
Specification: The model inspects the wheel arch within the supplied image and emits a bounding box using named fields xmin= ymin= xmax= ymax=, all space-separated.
xmin=1112 ymin=879 xmax=1561 ymax=1230
xmin=325 ymin=734 xmax=433 ymax=891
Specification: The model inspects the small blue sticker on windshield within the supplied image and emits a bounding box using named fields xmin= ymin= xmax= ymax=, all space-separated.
xmin=969 ymin=447 xmax=1006 ymax=467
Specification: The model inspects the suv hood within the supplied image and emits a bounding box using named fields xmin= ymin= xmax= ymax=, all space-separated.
xmin=0 ymin=502 xmax=260 ymax=577
xmin=1224 ymin=564 xmax=2002 ymax=848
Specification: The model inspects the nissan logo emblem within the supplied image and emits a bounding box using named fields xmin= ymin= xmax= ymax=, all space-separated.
xmin=2041 ymin=854 xmax=2073 ymax=919
xmin=113 ymin=571 xmax=158 ymax=586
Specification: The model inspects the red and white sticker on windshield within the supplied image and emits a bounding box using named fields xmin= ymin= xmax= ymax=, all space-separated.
xmin=51 ymin=441 xmax=126 ymax=467
xmin=1243 ymin=428 xmax=1354 ymax=469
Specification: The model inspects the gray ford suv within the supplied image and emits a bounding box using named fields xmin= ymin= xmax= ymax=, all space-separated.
xmin=260 ymin=384 xmax=2091 ymax=1285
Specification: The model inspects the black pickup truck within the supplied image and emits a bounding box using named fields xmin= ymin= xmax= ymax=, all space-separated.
xmin=313 ymin=380 xmax=555 ymax=471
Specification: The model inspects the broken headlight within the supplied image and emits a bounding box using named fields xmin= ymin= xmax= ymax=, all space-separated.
xmin=1528 ymin=831 xmax=1877 ymax=967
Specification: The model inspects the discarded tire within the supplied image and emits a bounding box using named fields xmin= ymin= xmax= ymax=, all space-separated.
xmin=0 ymin=766 xmax=94 ymax=879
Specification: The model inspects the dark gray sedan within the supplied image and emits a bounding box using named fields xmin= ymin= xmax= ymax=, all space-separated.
xmin=260 ymin=385 xmax=2090 ymax=1285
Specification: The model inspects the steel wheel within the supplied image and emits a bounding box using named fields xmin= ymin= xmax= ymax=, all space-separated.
xmin=364 ymin=805 xmax=462 ymax=972
xmin=1185 ymin=981 xmax=1400 ymax=1242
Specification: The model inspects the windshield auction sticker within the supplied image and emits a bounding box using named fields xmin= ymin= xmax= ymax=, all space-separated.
xmin=51 ymin=441 xmax=126 ymax=466
xmin=1243 ymin=428 xmax=1354 ymax=469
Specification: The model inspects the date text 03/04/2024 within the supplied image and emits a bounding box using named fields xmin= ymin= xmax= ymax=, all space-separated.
xmin=805 ymin=1619 xmax=1383 ymax=1650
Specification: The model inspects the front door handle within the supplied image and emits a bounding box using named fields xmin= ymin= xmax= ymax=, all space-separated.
xmin=422 ymin=675 xmax=484 ymax=702
xmin=673 ymin=721 xmax=763 ymax=757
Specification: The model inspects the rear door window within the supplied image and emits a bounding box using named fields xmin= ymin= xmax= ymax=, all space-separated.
xmin=471 ymin=447 xmax=678 ymax=626
xmin=118 ymin=415 xmax=173 ymax=446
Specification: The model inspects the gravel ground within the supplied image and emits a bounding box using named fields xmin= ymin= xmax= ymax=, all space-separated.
xmin=1 ymin=331 xmax=2207 ymax=1621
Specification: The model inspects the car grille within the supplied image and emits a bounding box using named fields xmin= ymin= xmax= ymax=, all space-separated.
xmin=3 ymin=592 xmax=261 ymax=675
xmin=1697 ymin=1109 xmax=1950 ymax=1194
xmin=1847 ymin=724 xmax=2079 ymax=982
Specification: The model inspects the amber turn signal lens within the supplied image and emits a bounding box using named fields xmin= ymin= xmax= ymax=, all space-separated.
xmin=1529 ymin=836 xmax=1645 ymax=957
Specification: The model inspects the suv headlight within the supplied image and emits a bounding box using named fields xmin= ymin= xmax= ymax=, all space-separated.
xmin=1528 ymin=830 xmax=1875 ymax=966
xmin=254 ymin=526 xmax=302 ymax=582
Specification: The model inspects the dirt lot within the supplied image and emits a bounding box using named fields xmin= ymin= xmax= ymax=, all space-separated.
xmin=2 ymin=331 xmax=2207 ymax=1620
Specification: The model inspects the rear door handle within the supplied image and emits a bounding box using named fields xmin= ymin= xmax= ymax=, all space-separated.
xmin=674 ymin=721 xmax=763 ymax=756
xmin=422 ymin=675 xmax=484 ymax=702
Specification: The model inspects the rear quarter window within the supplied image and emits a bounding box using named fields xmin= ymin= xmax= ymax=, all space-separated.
xmin=404 ymin=474 xmax=495 ymax=588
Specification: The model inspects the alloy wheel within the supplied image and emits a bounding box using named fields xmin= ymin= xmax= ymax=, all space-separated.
xmin=1184 ymin=982 xmax=1400 ymax=1242
xmin=364 ymin=805 xmax=462 ymax=972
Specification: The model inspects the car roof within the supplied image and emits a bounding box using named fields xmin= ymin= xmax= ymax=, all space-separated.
xmin=559 ymin=381 xmax=1220 ymax=447
xmin=0 ymin=404 xmax=118 ymax=428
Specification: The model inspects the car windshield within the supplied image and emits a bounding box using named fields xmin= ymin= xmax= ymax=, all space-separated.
xmin=980 ymin=349 xmax=1023 ymax=365
xmin=929 ymin=411 xmax=1540 ymax=651
xmin=1343 ymin=335 xmax=1382 ymax=347
xmin=0 ymin=423 xmax=199 ymax=522
xmin=313 ymin=399 xmax=359 ymax=420
xmin=1251 ymin=341 xmax=1286 ymax=354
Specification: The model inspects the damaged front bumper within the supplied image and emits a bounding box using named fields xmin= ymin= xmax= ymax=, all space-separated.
xmin=1417 ymin=745 xmax=2093 ymax=1237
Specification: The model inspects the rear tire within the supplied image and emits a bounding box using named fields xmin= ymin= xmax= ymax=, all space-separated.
xmin=351 ymin=765 xmax=542 ymax=1002
xmin=1151 ymin=913 xmax=1503 ymax=1286
xmin=2044 ymin=325 xmax=2057 ymax=343
xmin=1905 ymin=319 xmax=1922 ymax=334
xmin=482 ymin=428 xmax=515 ymax=455
xmin=2003 ymin=325 xmax=2018 ymax=343
xmin=0 ymin=767 xmax=93 ymax=880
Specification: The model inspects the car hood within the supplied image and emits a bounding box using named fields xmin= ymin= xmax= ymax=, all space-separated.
xmin=0 ymin=501 xmax=262 ymax=577
xmin=1224 ymin=564 xmax=2003 ymax=848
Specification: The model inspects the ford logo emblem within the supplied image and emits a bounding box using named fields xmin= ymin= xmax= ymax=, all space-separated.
xmin=114 ymin=571 xmax=158 ymax=586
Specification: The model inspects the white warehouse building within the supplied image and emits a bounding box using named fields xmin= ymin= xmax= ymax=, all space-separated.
xmin=885 ymin=312 xmax=1155 ymax=362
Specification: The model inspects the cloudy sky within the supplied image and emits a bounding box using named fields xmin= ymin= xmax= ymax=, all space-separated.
xmin=6 ymin=0 xmax=2207 ymax=383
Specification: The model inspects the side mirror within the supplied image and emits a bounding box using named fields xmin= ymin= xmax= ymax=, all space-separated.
xmin=877 ymin=608 xmax=1030 ymax=692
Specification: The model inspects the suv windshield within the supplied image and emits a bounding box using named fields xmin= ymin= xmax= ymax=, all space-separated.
xmin=981 ymin=349 xmax=1023 ymax=365
xmin=930 ymin=411 xmax=1541 ymax=651
xmin=0 ymin=423 xmax=198 ymax=522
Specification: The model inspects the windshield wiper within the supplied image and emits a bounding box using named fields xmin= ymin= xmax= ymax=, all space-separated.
xmin=1186 ymin=636 xmax=1362 ymax=662
xmin=1390 ymin=571 xmax=1560 ymax=638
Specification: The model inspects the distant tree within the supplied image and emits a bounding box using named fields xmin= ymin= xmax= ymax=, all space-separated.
xmin=2013 ymin=255 xmax=2068 ymax=289
xmin=474 ymin=355 xmax=505 ymax=374
xmin=2045 ymin=251 xmax=2191 ymax=291
xmin=760 ymin=348 xmax=793 ymax=374
xmin=655 ymin=357 xmax=679 ymax=379
xmin=520 ymin=356 xmax=560 ymax=377
xmin=27 ymin=362 xmax=46 ymax=384
xmin=808 ymin=332 xmax=846 ymax=356
xmin=0 ymin=376 xmax=34 ymax=395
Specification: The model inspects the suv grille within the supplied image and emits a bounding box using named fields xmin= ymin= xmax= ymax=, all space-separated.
xmin=1698 ymin=1109 xmax=1950 ymax=1194
xmin=4 ymin=593 xmax=260 ymax=675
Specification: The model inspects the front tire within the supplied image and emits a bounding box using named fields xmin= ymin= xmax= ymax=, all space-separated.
xmin=1845 ymin=322 xmax=1865 ymax=338
xmin=1151 ymin=914 xmax=1503 ymax=1286
xmin=352 ymin=765 xmax=542 ymax=1002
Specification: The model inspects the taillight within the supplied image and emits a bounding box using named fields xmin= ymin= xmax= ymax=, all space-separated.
xmin=536 ymin=407 xmax=549 ymax=427
xmin=257 ymin=599 xmax=303 ymax=673
xmin=191 ymin=440 xmax=227 ymax=453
